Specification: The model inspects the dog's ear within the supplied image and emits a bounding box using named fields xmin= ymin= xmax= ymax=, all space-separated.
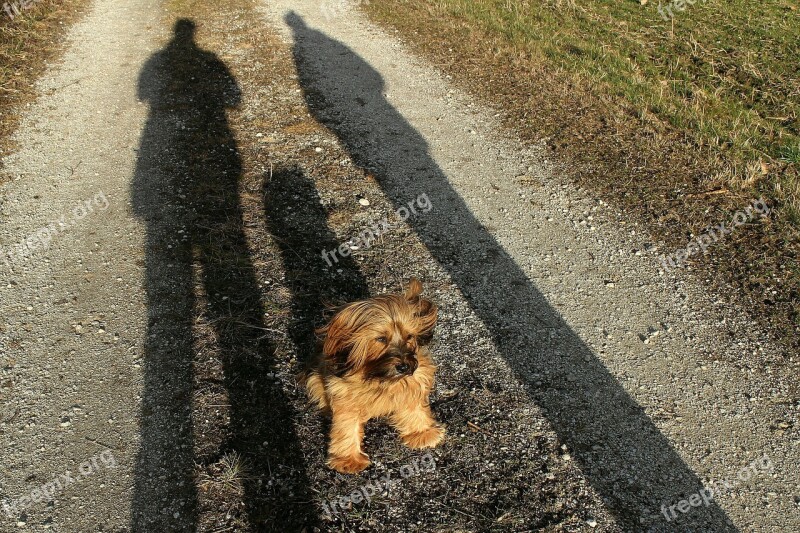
xmin=405 ymin=279 xmax=437 ymax=345
xmin=415 ymin=297 xmax=437 ymax=345
xmin=405 ymin=278 xmax=423 ymax=301
xmin=317 ymin=303 xmax=370 ymax=375
xmin=317 ymin=322 xmax=351 ymax=376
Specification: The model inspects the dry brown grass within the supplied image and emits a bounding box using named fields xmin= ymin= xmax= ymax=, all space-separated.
xmin=0 ymin=0 xmax=91 ymax=165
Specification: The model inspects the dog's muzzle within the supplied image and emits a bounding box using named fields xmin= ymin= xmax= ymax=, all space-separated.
xmin=391 ymin=351 xmax=418 ymax=375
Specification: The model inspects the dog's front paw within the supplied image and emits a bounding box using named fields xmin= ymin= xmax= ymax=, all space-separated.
xmin=328 ymin=452 xmax=371 ymax=474
xmin=401 ymin=425 xmax=445 ymax=449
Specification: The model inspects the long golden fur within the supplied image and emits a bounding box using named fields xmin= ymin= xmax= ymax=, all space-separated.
xmin=303 ymin=279 xmax=444 ymax=473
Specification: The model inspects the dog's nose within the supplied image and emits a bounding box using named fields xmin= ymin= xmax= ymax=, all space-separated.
xmin=395 ymin=363 xmax=411 ymax=374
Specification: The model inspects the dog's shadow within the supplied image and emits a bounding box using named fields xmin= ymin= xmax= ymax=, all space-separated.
xmin=264 ymin=166 xmax=441 ymax=471
xmin=263 ymin=165 xmax=370 ymax=362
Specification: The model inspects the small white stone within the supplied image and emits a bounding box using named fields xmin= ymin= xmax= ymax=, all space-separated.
xmin=358 ymin=198 xmax=370 ymax=206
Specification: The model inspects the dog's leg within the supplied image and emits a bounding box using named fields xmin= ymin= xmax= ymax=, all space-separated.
xmin=328 ymin=408 xmax=370 ymax=473
xmin=303 ymin=372 xmax=330 ymax=411
xmin=391 ymin=402 xmax=445 ymax=449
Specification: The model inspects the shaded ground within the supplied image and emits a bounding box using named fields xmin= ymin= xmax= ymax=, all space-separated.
xmin=130 ymin=18 xmax=316 ymax=530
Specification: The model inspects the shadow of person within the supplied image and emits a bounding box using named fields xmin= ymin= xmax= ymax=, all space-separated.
xmin=285 ymin=12 xmax=738 ymax=531
xmin=131 ymin=19 xmax=316 ymax=531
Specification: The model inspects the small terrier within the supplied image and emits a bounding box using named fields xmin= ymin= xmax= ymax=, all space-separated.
xmin=304 ymin=279 xmax=444 ymax=473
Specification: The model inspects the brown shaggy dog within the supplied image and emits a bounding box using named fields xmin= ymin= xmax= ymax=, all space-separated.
xmin=304 ymin=279 xmax=444 ymax=473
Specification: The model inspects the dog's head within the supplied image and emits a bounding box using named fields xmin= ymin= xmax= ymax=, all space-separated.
xmin=317 ymin=279 xmax=437 ymax=380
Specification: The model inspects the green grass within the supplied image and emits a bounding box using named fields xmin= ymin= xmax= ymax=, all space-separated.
xmin=781 ymin=142 xmax=800 ymax=164
xmin=365 ymin=0 xmax=800 ymax=340
xmin=377 ymin=0 xmax=799 ymax=216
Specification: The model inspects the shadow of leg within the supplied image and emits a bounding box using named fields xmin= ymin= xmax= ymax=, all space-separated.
xmin=197 ymin=188 xmax=317 ymax=529
xmin=131 ymin=205 xmax=198 ymax=531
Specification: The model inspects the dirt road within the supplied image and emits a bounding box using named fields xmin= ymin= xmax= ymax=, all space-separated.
xmin=1 ymin=0 xmax=796 ymax=531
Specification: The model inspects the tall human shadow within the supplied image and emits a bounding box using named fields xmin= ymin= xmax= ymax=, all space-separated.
xmin=286 ymin=12 xmax=738 ymax=531
xmin=131 ymin=19 xmax=316 ymax=531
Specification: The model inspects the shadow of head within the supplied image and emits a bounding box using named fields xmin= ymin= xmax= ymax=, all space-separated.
xmin=173 ymin=18 xmax=196 ymax=44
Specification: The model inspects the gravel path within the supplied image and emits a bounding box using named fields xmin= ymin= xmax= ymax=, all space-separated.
xmin=0 ymin=0 xmax=162 ymax=530
xmin=0 ymin=0 xmax=796 ymax=531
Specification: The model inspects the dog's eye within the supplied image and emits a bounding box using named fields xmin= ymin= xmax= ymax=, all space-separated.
xmin=406 ymin=334 xmax=414 ymax=340
xmin=376 ymin=336 xmax=387 ymax=344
